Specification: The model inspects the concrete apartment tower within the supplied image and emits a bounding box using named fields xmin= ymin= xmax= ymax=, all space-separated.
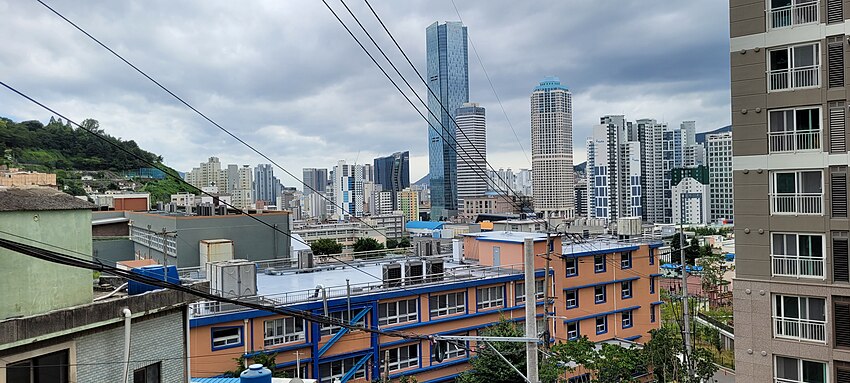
xmin=426 ymin=21 xmax=469 ymax=220
xmin=531 ymin=77 xmax=574 ymax=219
xmin=455 ymin=102 xmax=488 ymax=205
xmin=731 ymin=1 xmax=850 ymax=381
xmin=707 ymin=131 xmax=733 ymax=222
xmin=303 ymin=168 xmax=328 ymax=195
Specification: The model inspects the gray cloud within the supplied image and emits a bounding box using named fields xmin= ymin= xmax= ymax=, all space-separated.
xmin=0 ymin=0 xmax=730 ymax=184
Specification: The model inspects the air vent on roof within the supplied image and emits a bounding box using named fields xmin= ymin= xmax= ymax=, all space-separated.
xmin=405 ymin=261 xmax=424 ymax=285
xmin=426 ymin=259 xmax=444 ymax=282
xmin=383 ymin=263 xmax=402 ymax=287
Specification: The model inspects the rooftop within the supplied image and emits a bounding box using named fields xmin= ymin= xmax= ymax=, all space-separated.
xmin=0 ymin=187 xmax=95 ymax=212
xmin=533 ymin=76 xmax=569 ymax=92
xmin=465 ymin=230 xmax=549 ymax=243
xmin=405 ymin=221 xmax=444 ymax=230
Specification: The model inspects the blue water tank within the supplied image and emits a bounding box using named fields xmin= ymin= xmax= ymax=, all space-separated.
xmin=240 ymin=364 xmax=272 ymax=383
xmin=128 ymin=265 xmax=179 ymax=295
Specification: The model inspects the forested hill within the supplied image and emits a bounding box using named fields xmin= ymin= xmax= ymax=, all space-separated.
xmin=0 ymin=116 xmax=161 ymax=171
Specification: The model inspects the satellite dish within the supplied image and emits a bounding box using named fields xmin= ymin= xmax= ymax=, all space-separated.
xmin=290 ymin=378 xmax=304 ymax=383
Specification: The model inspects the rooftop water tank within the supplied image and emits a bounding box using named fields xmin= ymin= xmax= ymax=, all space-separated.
xmin=240 ymin=364 xmax=272 ymax=383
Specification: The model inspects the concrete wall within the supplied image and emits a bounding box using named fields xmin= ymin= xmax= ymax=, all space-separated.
xmin=0 ymin=209 xmax=93 ymax=320
xmin=92 ymin=237 xmax=135 ymax=265
xmin=76 ymin=309 xmax=187 ymax=383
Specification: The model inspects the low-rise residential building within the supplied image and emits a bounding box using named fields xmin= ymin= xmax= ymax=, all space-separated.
xmin=459 ymin=193 xmax=524 ymax=222
xmin=490 ymin=218 xmax=546 ymax=233
xmin=90 ymin=191 xmax=151 ymax=211
xmin=0 ymin=167 xmax=57 ymax=188
xmin=293 ymin=222 xmax=387 ymax=252
xmin=363 ymin=213 xmax=406 ymax=240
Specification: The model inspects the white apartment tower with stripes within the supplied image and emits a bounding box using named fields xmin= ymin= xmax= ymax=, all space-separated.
xmin=455 ymin=102 xmax=488 ymax=203
xmin=531 ymin=77 xmax=574 ymax=219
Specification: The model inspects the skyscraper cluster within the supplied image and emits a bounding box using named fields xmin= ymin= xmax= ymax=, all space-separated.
xmin=585 ymin=118 xmax=732 ymax=225
xmin=184 ymin=157 xmax=283 ymax=210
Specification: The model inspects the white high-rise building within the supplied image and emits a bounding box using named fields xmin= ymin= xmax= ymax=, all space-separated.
xmin=636 ymin=119 xmax=667 ymax=224
xmin=185 ymin=157 xmax=223 ymax=189
xmin=531 ymin=77 xmax=574 ymax=218
xmin=586 ymin=116 xmax=642 ymax=223
xmin=515 ymin=168 xmax=532 ymax=196
xmin=332 ymin=160 xmax=364 ymax=220
xmin=707 ymin=131 xmax=733 ymax=222
xmin=455 ymin=103 xmax=488 ymax=203
xmin=231 ymin=165 xmax=254 ymax=210
xmin=671 ymin=167 xmax=709 ymax=225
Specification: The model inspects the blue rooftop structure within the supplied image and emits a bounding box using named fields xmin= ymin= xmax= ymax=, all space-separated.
xmin=405 ymin=221 xmax=444 ymax=230
xmin=533 ymin=76 xmax=569 ymax=92
xmin=661 ymin=263 xmax=704 ymax=272
xmin=725 ymin=253 xmax=735 ymax=261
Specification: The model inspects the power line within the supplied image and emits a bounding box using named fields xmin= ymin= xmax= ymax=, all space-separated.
xmin=31 ymin=0 xmax=392 ymax=242
xmin=447 ymin=0 xmax=530 ymax=166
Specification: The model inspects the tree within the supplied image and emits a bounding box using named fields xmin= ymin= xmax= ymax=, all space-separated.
xmin=386 ymin=238 xmax=399 ymax=249
xmin=310 ymin=238 xmax=342 ymax=255
xmin=457 ymin=319 xmax=566 ymax=383
xmin=550 ymin=336 xmax=646 ymax=383
xmin=398 ymin=237 xmax=411 ymax=248
xmin=643 ymin=325 xmax=718 ymax=383
xmin=697 ymin=252 xmax=725 ymax=306
xmin=353 ymin=237 xmax=385 ymax=252
xmin=226 ymin=352 xmax=290 ymax=378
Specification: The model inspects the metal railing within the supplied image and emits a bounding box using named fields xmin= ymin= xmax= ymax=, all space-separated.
xmin=768 ymin=130 xmax=821 ymax=152
xmin=771 ymin=254 xmax=826 ymax=279
xmin=189 ymin=263 xmax=525 ymax=318
xmin=769 ymin=65 xmax=820 ymax=91
xmin=770 ymin=1 xmax=819 ymax=29
xmin=771 ymin=193 xmax=823 ymax=215
xmin=773 ymin=316 xmax=826 ymax=342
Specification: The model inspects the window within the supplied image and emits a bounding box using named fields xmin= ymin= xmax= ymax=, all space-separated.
xmin=649 ymin=248 xmax=655 ymax=265
xmin=771 ymin=233 xmax=825 ymax=279
xmin=768 ymin=43 xmax=820 ymax=91
xmin=430 ymin=292 xmax=465 ymax=317
xmin=565 ymin=257 xmax=578 ymax=276
xmin=477 ymin=286 xmax=504 ymax=310
xmin=6 ymin=349 xmax=70 ymax=383
xmin=651 ymin=306 xmax=657 ymax=323
xmin=771 ymin=170 xmax=823 ymax=215
xmin=567 ymin=322 xmax=580 ymax=340
xmin=440 ymin=340 xmax=467 ymax=360
xmin=621 ymin=281 xmax=633 ymax=299
xmin=622 ymin=310 xmax=633 ymax=329
xmin=379 ymin=299 xmax=418 ymax=326
xmin=773 ymin=294 xmax=827 ymax=342
xmin=568 ymin=373 xmax=592 ymax=383
xmin=386 ymin=344 xmax=419 ymax=371
xmin=133 ymin=362 xmax=161 ymax=383
xmin=774 ymin=356 xmax=827 ymax=383
xmin=594 ymin=254 xmax=606 ymax=273
xmin=650 ymin=276 xmax=656 ymax=294
xmin=594 ymin=285 xmax=606 ymax=304
xmin=515 ymin=280 xmax=545 ymax=304
xmin=621 ymin=252 xmax=632 ymax=269
xmin=264 ymin=317 xmax=304 ymax=346
xmin=595 ymin=316 xmax=608 ymax=334
xmin=319 ymin=357 xmax=366 ymax=383
xmin=565 ymin=289 xmax=578 ymax=309
xmin=212 ymin=327 xmax=242 ymax=349
xmin=768 ymin=107 xmax=821 ymax=152
xmin=320 ymin=311 xmax=366 ymax=336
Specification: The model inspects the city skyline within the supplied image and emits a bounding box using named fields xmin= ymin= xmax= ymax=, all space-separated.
xmin=0 ymin=1 xmax=731 ymax=185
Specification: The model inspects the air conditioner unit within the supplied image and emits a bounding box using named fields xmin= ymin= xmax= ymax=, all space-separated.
xmin=383 ymin=263 xmax=402 ymax=288
xmin=206 ymin=259 xmax=257 ymax=298
xmin=405 ymin=260 xmax=424 ymax=285
xmin=426 ymin=259 xmax=444 ymax=282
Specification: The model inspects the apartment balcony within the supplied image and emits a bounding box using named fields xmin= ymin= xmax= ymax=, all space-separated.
xmin=770 ymin=193 xmax=823 ymax=215
xmin=769 ymin=1 xmax=819 ymax=29
xmin=769 ymin=130 xmax=821 ymax=153
xmin=769 ymin=65 xmax=820 ymax=92
xmin=771 ymin=254 xmax=825 ymax=279
xmin=773 ymin=316 xmax=827 ymax=343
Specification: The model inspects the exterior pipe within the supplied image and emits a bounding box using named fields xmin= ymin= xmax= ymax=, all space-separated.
xmin=122 ymin=308 xmax=132 ymax=383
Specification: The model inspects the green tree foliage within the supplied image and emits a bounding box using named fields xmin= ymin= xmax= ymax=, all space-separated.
xmin=0 ymin=116 xmax=161 ymax=171
xmin=398 ymin=237 xmax=411 ymax=248
xmin=386 ymin=238 xmax=399 ymax=249
xmin=550 ymin=336 xmax=646 ymax=383
xmin=643 ymin=325 xmax=718 ymax=383
xmin=692 ymin=227 xmax=731 ymax=236
xmin=353 ymin=237 xmax=385 ymax=252
xmin=670 ymin=235 xmax=700 ymax=265
xmin=310 ymin=238 xmax=343 ymax=255
xmin=226 ymin=352 xmax=290 ymax=378
xmin=457 ymin=319 xmax=566 ymax=383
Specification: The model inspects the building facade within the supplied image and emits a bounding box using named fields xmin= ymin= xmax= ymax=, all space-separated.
xmin=455 ymin=103 xmax=488 ymax=204
xmin=730 ymin=1 xmax=850 ymax=381
xmin=531 ymin=77 xmax=574 ymax=219
xmin=374 ymin=151 xmax=410 ymax=211
xmin=671 ymin=166 xmax=710 ymax=225
xmin=707 ymin=131 xmax=734 ymax=222
xmin=397 ymin=188 xmax=420 ymax=223
xmin=254 ymin=164 xmax=282 ymax=205
xmin=426 ymin=21 xmax=468 ymax=221
xmin=459 ymin=193 xmax=523 ymax=221
xmin=332 ymin=160 xmax=364 ymax=220
xmin=303 ymin=168 xmax=329 ymax=195
xmin=587 ymin=116 xmax=642 ymax=223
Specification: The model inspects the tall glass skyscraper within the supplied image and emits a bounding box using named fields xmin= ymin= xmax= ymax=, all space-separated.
xmin=426 ymin=21 xmax=468 ymax=221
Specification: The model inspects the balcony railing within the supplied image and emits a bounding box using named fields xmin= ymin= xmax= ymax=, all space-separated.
xmin=769 ymin=65 xmax=820 ymax=92
xmin=769 ymin=130 xmax=821 ymax=152
xmin=770 ymin=1 xmax=819 ymax=29
xmin=773 ymin=316 xmax=827 ymax=342
xmin=771 ymin=193 xmax=823 ymax=215
xmin=771 ymin=254 xmax=826 ymax=279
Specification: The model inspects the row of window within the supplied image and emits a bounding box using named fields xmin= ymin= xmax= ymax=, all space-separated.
xmin=565 ymin=250 xmax=654 ymax=277
xmin=565 ymin=307 xmax=658 ymax=340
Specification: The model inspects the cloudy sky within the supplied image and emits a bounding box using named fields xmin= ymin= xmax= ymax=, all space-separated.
xmin=0 ymin=0 xmax=730 ymax=185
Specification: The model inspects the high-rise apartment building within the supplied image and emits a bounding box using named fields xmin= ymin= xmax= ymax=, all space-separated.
xmin=331 ymin=160 xmax=364 ymax=220
xmin=185 ymin=157 xmax=222 ymax=189
xmin=426 ymin=21 xmax=468 ymax=220
xmin=587 ymin=116 xmax=642 ymax=223
xmin=455 ymin=103 xmax=488 ymax=203
xmin=397 ymin=188 xmax=420 ymax=222
xmin=707 ymin=132 xmax=733 ymax=222
xmin=302 ymin=168 xmax=328 ymax=195
xmin=730 ymin=2 xmax=849 ymax=381
xmin=373 ymin=151 xmax=410 ymax=211
xmin=671 ymin=166 xmax=710 ymax=225
xmin=637 ymin=119 xmax=670 ymax=224
xmin=231 ymin=165 xmax=254 ymax=210
xmin=531 ymin=77 xmax=574 ymax=219
xmin=253 ymin=164 xmax=282 ymax=204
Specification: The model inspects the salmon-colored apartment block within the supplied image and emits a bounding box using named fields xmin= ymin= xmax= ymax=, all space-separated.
xmin=189 ymin=231 xmax=660 ymax=383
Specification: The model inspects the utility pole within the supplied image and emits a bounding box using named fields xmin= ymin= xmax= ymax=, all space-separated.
xmin=680 ymin=220 xmax=694 ymax=378
xmin=523 ymin=237 xmax=539 ymax=383
xmin=542 ymin=216 xmax=554 ymax=351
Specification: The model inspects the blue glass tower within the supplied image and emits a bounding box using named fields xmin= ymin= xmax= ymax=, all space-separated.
xmin=426 ymin=21 xmax=468 ymax=221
